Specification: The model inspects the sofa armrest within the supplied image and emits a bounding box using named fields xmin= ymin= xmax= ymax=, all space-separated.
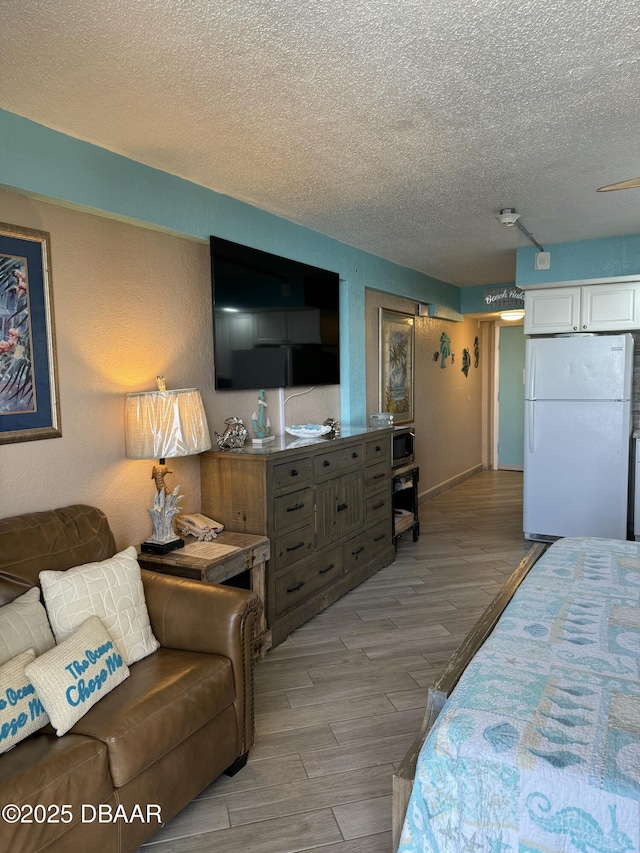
xmin=141 ymin=569 xmax=261 ymax=755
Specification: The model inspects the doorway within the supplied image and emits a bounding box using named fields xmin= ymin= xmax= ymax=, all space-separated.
xmin=494 ymin=322 xmax=525 ymax=469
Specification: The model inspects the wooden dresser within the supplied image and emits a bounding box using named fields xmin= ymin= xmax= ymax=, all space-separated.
xmin=200 ymin=428 xmax=395 ymax=647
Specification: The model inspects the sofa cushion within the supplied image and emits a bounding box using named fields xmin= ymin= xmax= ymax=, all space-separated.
xmin=70 ymin=647 xmax=235 ymax=787
xmin=0 ymin=732 xmax=113 ymax=852
xmin=0 ymin=649 xmax=49 ymax=754
xmin=0 ymin=505 xmax=116 ymax=591
xmin=26 ymin=616 xmax=130 ymax=736
xmin=40 ymin=546 xmax=159 ymax=665
xmin=0 ymin=587 xmax=55 ymax=665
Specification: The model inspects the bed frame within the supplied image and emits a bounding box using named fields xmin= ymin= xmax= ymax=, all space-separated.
xmin=391 ymin=542 xmax=548 ymax=850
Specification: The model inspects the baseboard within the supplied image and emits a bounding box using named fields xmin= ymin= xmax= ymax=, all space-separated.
xmin=418 ymin=463 xmax=483 ymax=502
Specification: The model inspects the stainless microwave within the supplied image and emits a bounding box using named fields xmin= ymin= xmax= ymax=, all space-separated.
xmin=391 ymin=427 xmax=415 ymax=469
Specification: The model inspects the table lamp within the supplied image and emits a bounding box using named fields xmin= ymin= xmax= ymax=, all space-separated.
xmin=125 ymin=378 xmax=212 ymax=553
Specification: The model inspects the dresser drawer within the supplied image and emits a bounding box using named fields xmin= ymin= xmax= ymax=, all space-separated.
xmin=314 ymin=546 xmax=344 ymax=587
xmin=343 ymin=522 xmax=392 ymax=574
xmin=365 ymin=460 xmax=389 ymax=493
xmin=274 ymin=547 xmax=343 ymax=617
xmin=273 ymin=524 xmax=315 ymax=575
xmin=271 ymin=457 xmax=313 ymax=491
xmin=273 ymin=487 xmax=314 ymax=531
xmin=365 ymin=488 xmax=392 ymax=529
xmin=274 ymin=563 xmax=314 ymax=616
xmin=314 ymin=443 xmax=364 ymax=477
xmin=365 ymin=436 xmax=389 ymax=463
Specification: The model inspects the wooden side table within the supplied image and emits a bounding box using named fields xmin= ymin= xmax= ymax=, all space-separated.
xmin=138 ymin=531 xmax=271 ymax=658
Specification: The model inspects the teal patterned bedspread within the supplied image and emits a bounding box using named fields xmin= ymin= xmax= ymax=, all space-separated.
xmin=399 ymin=537 xmax=640 ymax=853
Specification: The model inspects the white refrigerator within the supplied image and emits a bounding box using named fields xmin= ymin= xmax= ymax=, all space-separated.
xmin=523 ymin=333 xmax=634 ymax=541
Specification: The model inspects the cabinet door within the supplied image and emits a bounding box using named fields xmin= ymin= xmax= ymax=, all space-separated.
xmin=524 ymin=288 xmax=581 ymax=334
xmin=581 ymin=283 xmax=640 ymax=331
xmin=315 ymin=471 xmax=363 ymax=549
xmin=315 ymin=479 xmax=338 ymax=550
xmin=339 ymin=470 xmax=364 ymax=539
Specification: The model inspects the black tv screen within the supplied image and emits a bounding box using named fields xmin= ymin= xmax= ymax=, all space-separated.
xmin=210 ymin=236 xmax=340 ymax=390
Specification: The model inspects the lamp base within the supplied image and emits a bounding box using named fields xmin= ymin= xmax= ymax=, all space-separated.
xmin=140 ymin=537 xmax=185 ymax=555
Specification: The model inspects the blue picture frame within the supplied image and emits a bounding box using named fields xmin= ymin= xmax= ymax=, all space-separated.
xmin=0 ymin=222 xmax=61 ymax=444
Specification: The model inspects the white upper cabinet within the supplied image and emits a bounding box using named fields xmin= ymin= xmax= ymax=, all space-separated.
xmin=524 ymin=281 xmax=640 ymax=334
xmin=580 ymin=283 xmax=640 ymax=331
xmin=524 ymin=287 xmax=580 ymax=334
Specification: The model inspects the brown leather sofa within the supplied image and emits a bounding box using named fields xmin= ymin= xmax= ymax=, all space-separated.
xmin=0 ymin=504 xmax=261 ymax=853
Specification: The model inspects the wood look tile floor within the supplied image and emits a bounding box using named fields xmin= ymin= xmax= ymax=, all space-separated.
xmin=140 ymin=470 xmax=527 ymax=852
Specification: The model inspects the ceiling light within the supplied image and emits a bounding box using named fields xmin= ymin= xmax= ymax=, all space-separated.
xmin=500 ymin=310 xmax=525 ymax=321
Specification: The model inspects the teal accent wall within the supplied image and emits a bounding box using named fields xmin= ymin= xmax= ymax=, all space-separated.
xmin=516 ymin=234 xmax=640 ymax=285
xmin=0 ymin=109 xmax=459 ymax=426
xmin=464 ymin=235 xmax=640 ymax=310
xmin=497 ymin=324 xmax=525 ymax=467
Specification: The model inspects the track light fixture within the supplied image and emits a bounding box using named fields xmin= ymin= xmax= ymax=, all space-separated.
xmin=496 ymin=208 xmax=544 ymax=252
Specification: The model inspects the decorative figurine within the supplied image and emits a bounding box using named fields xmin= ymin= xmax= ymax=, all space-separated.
xmin=474 ymin=336 xmax=480 ymax=368
xmin=251 ymin=389 xmax=274 ymax=445
xmin=215 ymin=417 xmax=248 ymax=449
xmin=439 ymin=331 xmax=451 ymax=368
xmin=462 ymin=348 xmax=471 ymax=376
xmin=323 ymin=418 xmax=341 ymax=438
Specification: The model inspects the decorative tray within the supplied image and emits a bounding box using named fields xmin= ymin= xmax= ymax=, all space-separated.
xmin=285 ymin=423 xmax=331 ymax=439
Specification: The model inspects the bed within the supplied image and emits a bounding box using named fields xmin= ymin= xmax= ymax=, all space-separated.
xmin=394 ymin=537 xmax=640 ymax=853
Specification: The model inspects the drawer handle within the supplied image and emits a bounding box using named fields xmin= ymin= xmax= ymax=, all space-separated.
xmin=337 ymin=502 xmax=348 ymax=512
xmin=372 ymin=500 xmax=385 ymax=510
xmin=351 ymin=545 xmax=365 ymax=556
xmin=323 ymin=459 xmax=331 ymax=467
xmin=373 ymin=473 xmax=385 ymax=480
xmin=287 ymin=581 xmax=305 ymax=593
xmin=286 ymin=502 xmax=305 ymax=512
xmin=286 ymin=541 xmax=305 ymax=552
xmin=352 ymin=451 xmax=359 ymax=458
xmin=374 ymin=534 xmax=385 ymax=542
xmin=319 ymin=563 xmax=335 ymax=575
xmin=290 ymin=469 xmax=298 ymax=477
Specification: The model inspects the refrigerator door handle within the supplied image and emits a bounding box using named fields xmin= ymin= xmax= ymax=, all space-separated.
xmin=526 ymin=346 xmax=536 ymax=400
xmin=527 ymin=402 xmax=535 ymax=454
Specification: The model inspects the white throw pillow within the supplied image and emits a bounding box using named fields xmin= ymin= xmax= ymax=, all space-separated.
xmin=25 ymin=616 xmax=129 ymax=737
xmin=39 ymin=546 xmax=159 ymax=665
xmin=0 ymin=588 xmax=56 ymax=666
xmin=0 ymin=649 xmax=49 ymax=754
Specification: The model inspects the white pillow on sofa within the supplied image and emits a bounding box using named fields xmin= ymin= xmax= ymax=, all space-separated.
xmin=0 ymin=587 xmax=56 ymax=666
xmin=39 ymin=546 xmax=159 ymax=665
xmin=0 ymin=648 xmax=50 ymax=753
xmin=25 ymin=616 xmax=129 ymax=736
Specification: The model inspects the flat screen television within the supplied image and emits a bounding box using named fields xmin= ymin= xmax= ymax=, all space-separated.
xmin=210 ymin=236 xmax=340 ymax=390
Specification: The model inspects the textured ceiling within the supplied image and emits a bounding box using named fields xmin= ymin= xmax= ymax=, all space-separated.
xmin=2 ymin=0 xmax=640 ymax=285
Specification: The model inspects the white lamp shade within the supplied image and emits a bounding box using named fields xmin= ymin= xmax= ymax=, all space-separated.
xmin=125 ymin=388 xmax=212 ymax=460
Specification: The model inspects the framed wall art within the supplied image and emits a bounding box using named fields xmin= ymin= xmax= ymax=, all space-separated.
xmin=378 ymin=308 xmax=414 ymax=424
xmin=0 ymin=222 xmax=61 ymax=444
